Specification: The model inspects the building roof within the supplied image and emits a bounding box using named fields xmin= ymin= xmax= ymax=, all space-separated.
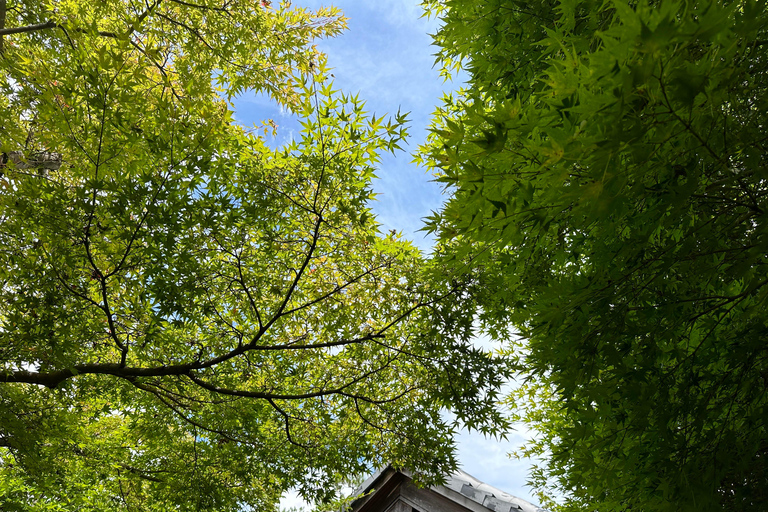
xmin=442 ymin=469 xmax=546 ymax=512
xmin=349 ymin=466 xmax=547 ymax=512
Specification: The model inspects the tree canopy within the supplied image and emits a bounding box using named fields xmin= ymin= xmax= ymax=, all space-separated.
xmin=421 ymin=0 xmax=768 ymax=510
xmin=0 ymin=1 xmax=510 ymax=510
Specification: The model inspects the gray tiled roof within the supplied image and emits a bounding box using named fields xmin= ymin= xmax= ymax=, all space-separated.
xmin=351 ymin=466 xmax=547 ymax=512
xmin=442 ymin=469 xmax=547 ymax=512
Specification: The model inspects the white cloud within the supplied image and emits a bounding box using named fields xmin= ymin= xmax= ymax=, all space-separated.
xmin=238 ymin=1 xmax=548 ymax=508
xmin=279 ymin=489 xmax=310 ymax=511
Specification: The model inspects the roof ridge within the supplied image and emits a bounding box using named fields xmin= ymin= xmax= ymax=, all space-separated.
xmin=444 ymin=468 xmax=547 ymax=512
xmin=348 ymin=466 xmax=548 ymax=512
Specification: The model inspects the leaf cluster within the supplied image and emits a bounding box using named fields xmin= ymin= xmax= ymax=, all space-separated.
xmin=0 ymin=1 xmax=511 ymax=509
xmin=422 ymin=0 xmax=768 ymax=510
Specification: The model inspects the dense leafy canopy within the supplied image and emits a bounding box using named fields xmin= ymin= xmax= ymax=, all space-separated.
xmin=422 ymin=0 xmax=768 ymax=510
xmin=0 ymin=1 xmax=510 ymax=510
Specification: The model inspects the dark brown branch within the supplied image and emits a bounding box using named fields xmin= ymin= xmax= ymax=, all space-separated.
xmin=236 ymin=254 xmax=264 ymax=330
xmin=132 ymin=379 xmax=246 ymax=444
xmin=108 ymin=119 xmax=218 ymax=279
xmin=117 ymin=463 xmax=165 ymax=483
xmin=186 ymin=355 xmax=392 ymax=400
xmin=127 ymin=0 xmax=163 ymax=38
xmin=156 ymin=12 xmax=213 ymax=49
xmin=249 ymin=332 xmax=384 ymax=352
xmin=0 ymin=0 xmax=160 ymax=40
xmin=0 ymin=364 xmax=187 ymax=388
xmin=266 ymin=398 xmax=307 ymax=449
xmin=81 ymin=67 xmax=129 ymax=365
xmin=0 ymin=0 xmax=7 ymax=52
xmin=168 ymin=0 xmax=231 ymax=13
xmin=0 ymin=332 xmax=386 ymax=388
xmin=0 ymin=20 xmax=56 ymax=36
xmin=341 ymin=385 xmax=418 ymax=406
xmin=280 ymin=258 xmax=392 ymax=317
xmin=353 ymin=397 xmax=397 ymax=436
xmin=267 ymin=215 xmax=323 ymax=325
xmin=0 ymin=20 xmax=120 ymax=38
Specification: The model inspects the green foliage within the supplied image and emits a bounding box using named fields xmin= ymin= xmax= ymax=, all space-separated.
xmin=422 ymin=0 xmax=768 ymax=510
xmin=0 ymin=1 xmax=510 ymax=509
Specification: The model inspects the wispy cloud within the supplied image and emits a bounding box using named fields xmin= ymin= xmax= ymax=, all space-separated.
xmin=235 ymin=1 xmax=542 ymax=507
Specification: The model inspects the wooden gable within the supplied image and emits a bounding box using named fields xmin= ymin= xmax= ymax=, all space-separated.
xmin=348 ymin=467 xmax=544 ymax=512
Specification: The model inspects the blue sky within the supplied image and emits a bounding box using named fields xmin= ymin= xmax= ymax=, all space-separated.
xmin=234 ymin=0 xmax=447 ymax=247
xmin=233 ymin=1 xmax=542 ymax=508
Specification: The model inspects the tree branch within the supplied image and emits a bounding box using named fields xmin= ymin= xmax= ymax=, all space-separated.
xmin=266 ymin=398 xmax=308 ymax=449
xmin=0 ymin=20 xmax=56 ymax=36
xmin=0 ymin=0 xmax=7 ymax=52
xmin=168 ymin=0 xmax=232 ymax=14
xmin=0 ymin=0 xmax=161 ymax=40
xmin=186 ymin=355 xmax=394 ymax=400
xmin=0 ymin=332 xmax=387 ymax=388
xmin=0 ymin=20 xmax=120 ymax=38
